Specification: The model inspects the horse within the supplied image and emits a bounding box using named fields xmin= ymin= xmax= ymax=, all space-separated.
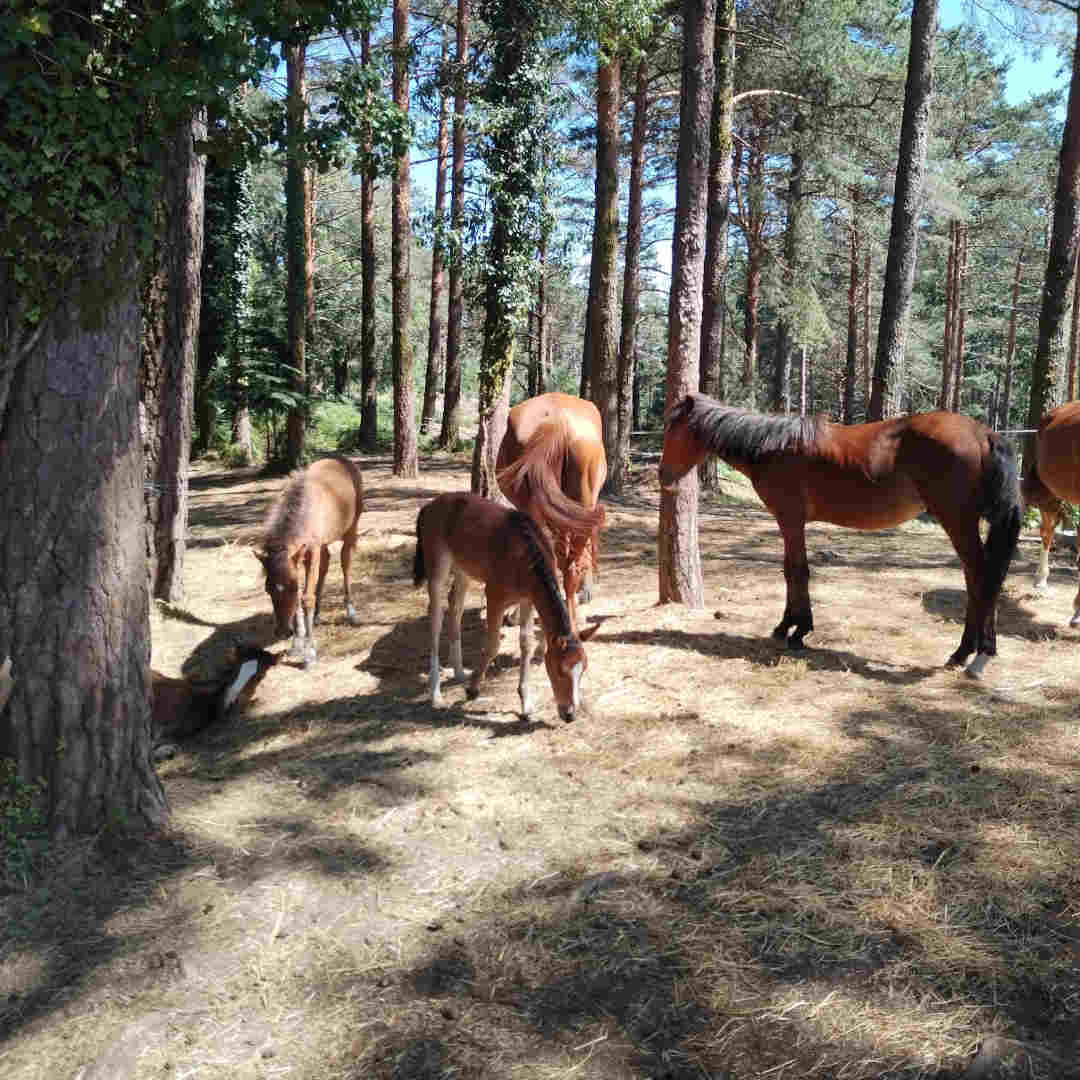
xmin=413 ymin=492 xmax=599 ymax=721
xmin=496 ymin=392 xmax=607 ymax=632
xmin=255 ymin=455 xmax=364 ymax=666
xmin=659 ymin=393 xmax=1022 ymax=678
xmin=1021 ymin=401 xmax=1080 ymax=624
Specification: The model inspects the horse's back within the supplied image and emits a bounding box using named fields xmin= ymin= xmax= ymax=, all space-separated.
xmin=308 ymin=456 xmax=363 ymax=539
xmin=1035 ymin=402 xmax=1080 ymax=503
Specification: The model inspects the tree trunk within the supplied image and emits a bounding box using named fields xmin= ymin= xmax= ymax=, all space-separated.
xmin=862 ymin=245 xmax=871 ymax=413
xmin=584 ymin=53 xmax=621 ymax=480
xmin=534 ymin=236 xmax=547 ymax=397
xmin=360 ymin=30 xmax=378 ymax=447
xmin=843 ymin=203 xmax=858 ymax=424
xmin=1069 ymin=243 xmax=1080 ymax=401
xmin=1001 ymin=249 xmax=1023 ymax=427
xmin=612 ymin=56 xmax=649 ymax=496
xmin=738 ymin=129 xmax=765 ymax=408
xmin=950 ymin=225 xmax=967 ymax=412
xmin=870 ymin=0 xmax=938 ymax=419
xmin=421 ymin=29 xmax=451 ymax=435
xmin=939 ymin=220 xmax=957 ymax=409
xmin=439 ymin=0 xmax=468 ymax=449
xmin=392 ymin=0 xmax=418 ymax=477
xmin=772 ymin=115 xmax=804 ymax=416
xmin=0 ymin=227 xmax=168 ymax=837
xmin=284 ymin=39 xmax=310 ymax=469
xmin=141 ymin=111 xmax=206 ymax=604
xmin=659 ymin=0 xmax=714 ymax=608
xmin=1027 ymin=14 xmax=1080 ymax=451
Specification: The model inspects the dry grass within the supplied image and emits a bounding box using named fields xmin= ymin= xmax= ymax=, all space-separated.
xmin=3 ymin=450 xmax=1080 ymax=1079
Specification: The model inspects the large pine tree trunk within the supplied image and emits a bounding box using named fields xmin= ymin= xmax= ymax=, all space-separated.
xmin=771 ymin=116 xmax=804 ymax=416
xmin=359 ymin=29 xmax=378 ymax=448
xmin=284 ymin=39 xmax=310 ymax=469
xmin=612 ymin=56 xmax=649 ymax=496
xmin=843 ymin=205 xmax=858 ymax=423
xmin=1 ymin=228 xmax=168 ymax=837
xmin=421 ymin=29 xmax=451 ymax=435
xmin=439 ymin=0 xmax=468 ymax=449
xmin=938 ymin=220 xmax=957 ymax=409
xmin=1001 ymin=248 xmax=1023 ymax=427
xmin=392 ymin=0 xmax=419 ymax=477
xmin=584 ymin=54 xmax=621 ymax=479
xmin=870 ymin=0 xmax=938 ymax=419
xmin=534 ymin=236 xmax=548 ymax=397
xmin=141 ymin=111 xmax=206 ymax=604
xmin=659 ymin=0 xmax=714 ymax=608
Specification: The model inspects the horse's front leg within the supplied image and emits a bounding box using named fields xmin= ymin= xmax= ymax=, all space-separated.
xmin=468 ymin=587 xmax=506 ymax=701
xmin=772 ymin=520 xmax=813 ymax=648
xmin=341 ymin=529 xmax=362 ymax=625
xmin=516 ymin=599 xmax=536 ymax=716
xmin=299 ymin=551 xmax=319 ymax=667
xmin=1035 ymin=507 xmax=1060 ymax=590
xmin=311 ymin=546 xmax=331 ymax=626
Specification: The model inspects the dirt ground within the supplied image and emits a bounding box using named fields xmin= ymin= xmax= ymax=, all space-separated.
xmin=3 ymin=449 xmax=1080 ymax=1080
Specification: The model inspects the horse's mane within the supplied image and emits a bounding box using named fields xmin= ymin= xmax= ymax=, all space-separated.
xmin=669 ymin=392 xmax=825 ymax=464
xmin=497 ymin=417 xmax=605 ymax=538
xmin=507 ymin=511 xmax=576 ymax=644
xmin=262 ymin=468 xmax=312 ymax=552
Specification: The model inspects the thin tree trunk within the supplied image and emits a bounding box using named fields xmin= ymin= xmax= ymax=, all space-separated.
xmin=1069 ymin=242 xmax=1080 ymax=400
xmin=439 ymin=0 xmax=468 ymax=449
xmin=1 ymin=226 xmax=168 ymax=837
xmin=870 ymin=0 xmax=938 ymax=419
xmin=421 ymin=29 xmax=451 ymax=434
xmin=659 ymin=0 xmax=715 ymax=608
xmin=612 ymin=56 xmax=649 ymax=495
xmin=939 ymin=220 xmax=957 ymax=409
xmin=843 ymin=202 xmax=858 ymax=424
xmin=392 ymin=0 xmax=418 ymax=477
xmin=360 ymin=31 xmax=378 ymax=446
xmin=284 ymin=39 xmax=310 ymax=469
xmin=535 ymin=236 xmax=547 ymax=397
xmin=772 ymin=114 xmax=804 ymax=416
xmin=1001 ymin=249 xmax=1023 ymax=426
xmin=950 ymin=225 xmax=967 ymax=412
xmin=862 ymin=246 xmax=871 ymax=413
xmin=585 ymin=53 xmax=621 ymax=478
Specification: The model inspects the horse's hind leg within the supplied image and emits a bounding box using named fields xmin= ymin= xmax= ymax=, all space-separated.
xmin=773 ymin=520 xmax=813 ymax=648
xmin=447 ymin=569 xmax=468 ymax=682
xmin=468 ymin=587 xmax=507 ymax=701
xmin=1035 ymin=507 xmax=1060 ymax=590
xmin=341 ymin=528 xmax=362 ymax=625
xmin=938 ymin=518 xmax=983 ymax=671
xmin=427 ymin=556 xmax=453 ymax=707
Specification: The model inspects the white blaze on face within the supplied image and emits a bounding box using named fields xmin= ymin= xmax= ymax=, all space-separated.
xmin=570 ymin=661 xmax=583 ymax=708
xmin=222 ymin=659 xmax=260 ymax=712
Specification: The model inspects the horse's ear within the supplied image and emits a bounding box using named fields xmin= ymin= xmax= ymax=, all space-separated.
xmin=578 ymin=623 xmax=600 ymax=643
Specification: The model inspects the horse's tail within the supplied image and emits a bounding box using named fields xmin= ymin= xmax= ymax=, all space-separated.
xmin=497 ymin=417 xmax=605 ymax=539
xmin=413 ymin=505 xmax=429 ymax=587
xmin=981 ymin=431 xmax=1023 ymax=602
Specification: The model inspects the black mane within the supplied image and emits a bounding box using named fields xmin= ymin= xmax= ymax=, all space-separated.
xmin=507 ymin=511 xmax=576 ymax=643
xmin=669 ymin=392 xmax=825 ymax=465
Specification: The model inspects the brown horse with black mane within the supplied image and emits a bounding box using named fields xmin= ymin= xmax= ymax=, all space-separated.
xmin=256 ymin=455 xmax=364 ymax=666
xmin=414 ymin=492 xmax=598 ymax=722
xmin=1021 ymin=401 xmax=1080 ymax=624
xmin=496 ymin=392 xmax=607 ymax=632
xmin=660 ymin=393 xmax=1022 ymax=677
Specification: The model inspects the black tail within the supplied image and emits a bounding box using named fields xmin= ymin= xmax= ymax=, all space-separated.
xmin=981 ymin=432 xmax=1022 ymax=603
xmin=413 ymin=506 xmax=428 ymax=587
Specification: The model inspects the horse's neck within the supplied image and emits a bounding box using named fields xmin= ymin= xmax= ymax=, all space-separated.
xmin=524 ymin=560 xmax=572 ymax=641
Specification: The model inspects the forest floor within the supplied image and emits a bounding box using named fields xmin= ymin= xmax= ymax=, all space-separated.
xmin=3 ymin=448 xmax=1080 ymax=1080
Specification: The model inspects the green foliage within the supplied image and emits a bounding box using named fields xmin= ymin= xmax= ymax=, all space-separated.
xmin=0 ymin=758 xmax=47 ymax=888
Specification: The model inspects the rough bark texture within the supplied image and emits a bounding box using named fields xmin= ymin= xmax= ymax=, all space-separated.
xmin=392 ymin=0 xmax=418 ymax=478
xmin=0 ymin=227 xmax=168 ymax=837
xmin=659 ymin=0 xmax=714 ymax=609
xmin=284 ymin=40 xmax=309 ymax=469
xmin=534 ymin=237 xmax=548 ymax=398
xmin=1001 ymin=249 xmax=1023 ymax=427
xmin=439 ymin=0 xmax=468 ymax=450
xmin=360 ymin=29 xmax=378 ymax=448
xmin=141 ymin=111 xmax=206 ymax=604
xmin=584 ymin=55 xmax=621 ymax=482
xmin=421 ymin=29 xmax=451 ymax=435
xmin=1068 ymin=244 xmax=1080 ymax=402
xmin=844 ymin=207 xmax=858 ymax=424
xmin=771 ymin=115 xmax=804 ymax=416
xmin=1027 ymin=14 xmax=1080 ymax=454
xmin=612 ymin=56 xmax=649 ymax=496
xmin=939 ymin=220 xmax=957 ymax=409
xmin=862 ymin=247 xmax=871 ymax=411
xmin=870 ymin=0 xmax=938 ymax=420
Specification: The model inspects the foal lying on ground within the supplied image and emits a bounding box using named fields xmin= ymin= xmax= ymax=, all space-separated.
xmin=413 ymin=492 xmax=598 ymax=722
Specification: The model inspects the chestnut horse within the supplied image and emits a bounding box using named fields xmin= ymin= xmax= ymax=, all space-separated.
xmin=413 ymin=492 xmax=599 ymax=721
xmin=496 ymin=392 xmax=607 ymax=632
xmin=660 ymin=393 xmax=1022 ymax=677
xmin=1021 ymin=401 xmax=1080 ymax=624
xmin=256 ymin=455 xmax=364 ymax=666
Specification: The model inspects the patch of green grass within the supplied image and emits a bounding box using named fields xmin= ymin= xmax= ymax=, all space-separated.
xmin=0 ymin=758 xmax=48 ymax=889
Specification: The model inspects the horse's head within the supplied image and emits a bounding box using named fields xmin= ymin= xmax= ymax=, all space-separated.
xmin=543 ymin=623 xmax=599 ymax=722
xmin=255 ymin=545 xmax=304 ymax=637
xmin=659 ymin=394 xmax=706 ymax=492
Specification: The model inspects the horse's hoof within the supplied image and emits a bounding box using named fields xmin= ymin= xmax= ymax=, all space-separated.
xmin=311 ymin=614 xmax=321 ymax=627
xmin=771 ymin=626 xmax=789 ymax=642
xmin=578 ymin=587 xmax=592 ymax=605
xmin=466 ymin=685 xmax=480 ymax=701
xmin=431 ymin=694 xmax=444 ymax=708
xmin=965 ymin=654 xmax=990 ymax=680
xmin=347 ymin=612 xmax=362 ymax=626
xmin=945 ymin=652 xmax=966 ymax=669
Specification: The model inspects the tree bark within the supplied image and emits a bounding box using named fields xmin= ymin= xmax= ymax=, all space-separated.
xmin=284 ymin=39 xmax=310 ymax=469
xmin=870 ymin=0 xmax=938 ymax=420
xmin=584 ymin=52 xmax=621 ymax=480
xmin=1 ymin=227 xmax=168 ymax=837
xmin=612 ymin=56 xmax=649 ymax=495
xmin=392 ymin=0 xmax=418 ymax=477
xmin=534 ymin=235 xmax=548 ymax=397
xmin=659 ymin=0 xmax=714 ymax=609
xmin=141 ymin=111 xmax=206 ymax=604
xmin=949 ymin=225 xmax=967 ymax=412
xmin=843 ymin=203 xmax=858 ymax=424
xmin=421 ymin=28 xmax=451 ymax=435
xmin=439 ymin=0 xmax=468 ymax=449
xmin=359 ymin=30 xmax=378 ymax=446
xmin=1069 ymin=243 xmax=1080 ymax=401
xmin=772 ymin=114 xmax=804 ymax=416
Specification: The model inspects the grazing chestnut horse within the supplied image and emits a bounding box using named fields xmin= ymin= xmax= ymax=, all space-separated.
xmin=413 ymin=492 xmax=599 ymax=721
xmin=659 ymin=393 xmax=1022 ymax=677
xmin=256 ymin=455 xmax=364 ymax=666
xmin=1021 ymin=401 xmax=1080 ymax=624
xmin=496 ymin=392 xmax=607 ymax=632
